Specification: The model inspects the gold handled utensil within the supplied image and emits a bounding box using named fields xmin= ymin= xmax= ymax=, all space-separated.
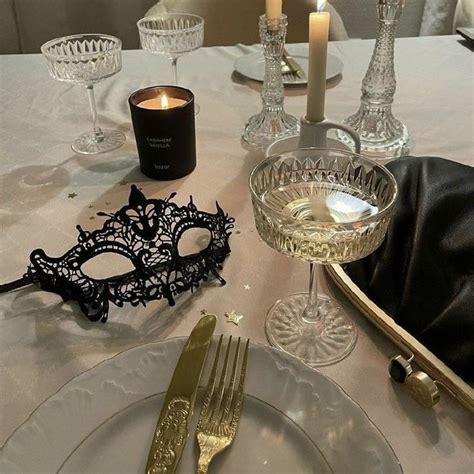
xmin=280 ymin=60 xmax=299 ymax=83
xmin=282 ymin=48 xmax=307 ymax=81
xmin=195 ymin=335 xmax=249 ymax=474
xmin=145 ymin=314 xmax=216 ymax=474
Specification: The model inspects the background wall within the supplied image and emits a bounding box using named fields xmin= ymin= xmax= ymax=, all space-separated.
xmin=331 ymin=0 xmax=426 ymax=38
xmin=0 ymin=0 xmax=21 ymax=54
xmin=0 ymin=0 xmax=459 ymax=54
xmin=0 ymin=0 xmax=157 ymax=54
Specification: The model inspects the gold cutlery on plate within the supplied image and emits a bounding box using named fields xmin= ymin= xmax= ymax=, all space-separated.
xmin=196 ymin=335 xmax=249 ymax=474
xmin=280 ymin=59 xmax=292 ymax=74
xmin=280 ymin=61 xmax=299 ymax=83
xmin=282 ymin=48 xmax=307 ymax=81
xmin=145 ymin=314 xmax=216 ymax=474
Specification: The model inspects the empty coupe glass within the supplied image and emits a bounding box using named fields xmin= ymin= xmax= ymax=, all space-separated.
xmin=41 ymin=34 xmax=125 ymax=155
xmin=138 ymin=14 xmax=204 ymax=86
xmin=249 ymin=148 xmax=398 ymax=367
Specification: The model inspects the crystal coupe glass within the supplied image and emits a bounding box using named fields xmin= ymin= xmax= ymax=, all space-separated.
xmin=41 ymin=34 xmax=125 ymax=155
xmin=249 ymin=149 xmax=398 ymax=366
xmin=138 ymin=14 xmax=204 ymax=96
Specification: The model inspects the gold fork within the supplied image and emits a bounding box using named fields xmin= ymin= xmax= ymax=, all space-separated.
xmin=195 ymin=335 xmax=249 ymax=474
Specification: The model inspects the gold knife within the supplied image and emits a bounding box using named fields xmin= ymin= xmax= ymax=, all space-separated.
xmin=145 ymin=314 xmax=217 ymax=474
xmin=283 ymin=48 xmax=307 ymax=81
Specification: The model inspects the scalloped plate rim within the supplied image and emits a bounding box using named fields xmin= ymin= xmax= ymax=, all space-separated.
xmin=0 ymin=337 xmax=402 ymax=473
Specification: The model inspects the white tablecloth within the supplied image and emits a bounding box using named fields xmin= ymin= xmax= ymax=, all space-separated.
xmin=0 ymin=35 xmax=472 ymax=473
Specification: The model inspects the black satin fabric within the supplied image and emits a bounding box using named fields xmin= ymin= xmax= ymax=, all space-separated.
xmin=345 ymin=157 xmax=474 ymax=384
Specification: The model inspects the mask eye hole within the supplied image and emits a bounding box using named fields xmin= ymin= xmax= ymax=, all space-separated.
xmin=178 ymin=228 xmax=211 ymax=257
xmin=81 ymin=253 xmax=135 ymax=280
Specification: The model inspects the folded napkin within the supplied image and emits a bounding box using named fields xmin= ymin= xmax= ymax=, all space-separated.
xmin=345 ymin=156 xmax=474 ymax=384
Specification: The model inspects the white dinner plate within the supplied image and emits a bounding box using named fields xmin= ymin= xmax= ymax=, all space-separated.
xmin=234 ymin=43 xmax=343 ymax=85
xmin=0 ymin=338 xmax=402 ymax=473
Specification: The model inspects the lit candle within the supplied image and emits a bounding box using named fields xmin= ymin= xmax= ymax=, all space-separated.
xmin=129 ymin=86 xmax=196 ymax=180
xmin=138 ymin=93 xmax=187 ymax=110
xmin=306 ymin=0 xmax=330 ymax=123
xmin=265 ymin=0 xmax=282 ymax=20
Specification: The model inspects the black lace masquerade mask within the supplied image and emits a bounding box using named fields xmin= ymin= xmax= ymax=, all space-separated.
xmin=0 ymin=186 xmax=234 ymax=322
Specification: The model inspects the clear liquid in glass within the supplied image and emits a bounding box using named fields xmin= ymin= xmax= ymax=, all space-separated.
xmin=259 ymin=181 xmax=385 ymax=263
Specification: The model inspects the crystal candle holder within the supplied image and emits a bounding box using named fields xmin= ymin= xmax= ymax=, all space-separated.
xmin=337 ymin=0 xmax=409 ymax=161
xmin=242 ymin=14 xmax=299 ymax=149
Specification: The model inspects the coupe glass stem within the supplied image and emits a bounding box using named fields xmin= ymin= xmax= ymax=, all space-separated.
xmin=302 ymin=263 xmax=321 ymax=323
xmin=170 ymin=57 xmax=178 ymax=85
xmin=86 ymin=85 xmax=104 ymax=142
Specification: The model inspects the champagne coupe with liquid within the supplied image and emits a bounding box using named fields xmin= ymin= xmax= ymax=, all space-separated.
xmin=41 ymin=34 xmax=125 ymax=155
xmin=249 ymin=148 xmax=398 ymax=366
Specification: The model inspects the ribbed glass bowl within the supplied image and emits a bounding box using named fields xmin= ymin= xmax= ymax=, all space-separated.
xmin=249 ymin=148 xmax=398 ymax=264
xmin=40 ymin=34 xmax=122 ymax=86
xmin=137 ymin=14 xmax=204 ymax=57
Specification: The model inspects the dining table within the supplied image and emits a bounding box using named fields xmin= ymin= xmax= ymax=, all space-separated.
xmin=0 ymin=34 xmax=472 ymax=473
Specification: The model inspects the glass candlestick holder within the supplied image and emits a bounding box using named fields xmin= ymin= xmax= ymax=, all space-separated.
xmin=337 ymin=0 xmax=409 ymax=161
xmin=242 ymin=14 xmax=299 ymax=149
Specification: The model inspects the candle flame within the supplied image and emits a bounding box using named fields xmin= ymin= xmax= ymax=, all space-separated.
xmin=317 ymin=0 xmax=326 ymax=12
xmin=160 ymin=93 xmax=169 ymax=109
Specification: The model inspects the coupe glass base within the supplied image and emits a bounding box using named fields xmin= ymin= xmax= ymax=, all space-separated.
xmin=72 ymin=130 xmax=125 ymax=155
xmin=265 ymin=292 xmax=357 ymax=367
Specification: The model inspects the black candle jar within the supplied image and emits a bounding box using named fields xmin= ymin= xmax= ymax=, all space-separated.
xmin=129 ymin=86 xmax=196 ymax=180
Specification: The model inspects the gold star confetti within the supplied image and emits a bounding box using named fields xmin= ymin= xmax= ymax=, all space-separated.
xmin=67 ymin=192 xmax=78 ymax=199
xmin=200 ymin=309 xmax=208 ymax=315
xmin=225 ymin=310 xmax=243 ymax=326
xmin=235 ymin=230 xmax=241 ymax=235
xmin=88 ymin=204 xmax=94 ymax=209
xmin=244 ymin=284 xmax=251 ymax=290
xmin=89 ymin=216 xmax=95 ymax=220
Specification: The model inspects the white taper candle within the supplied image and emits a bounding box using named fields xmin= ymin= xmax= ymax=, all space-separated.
xmin=265 ymin=0 xmax=283 ymax=20
xmin=306 ymin=4 xmax=330 ymax=123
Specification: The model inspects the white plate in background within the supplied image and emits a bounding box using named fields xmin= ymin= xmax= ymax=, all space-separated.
xmin=234 ymin=43 xmax=343 ymax=85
